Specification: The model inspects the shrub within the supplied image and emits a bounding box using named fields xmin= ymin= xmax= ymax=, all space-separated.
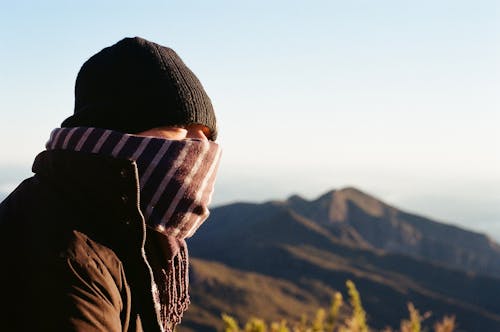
xmin=221 ymin=280 xmax=456 ymax=332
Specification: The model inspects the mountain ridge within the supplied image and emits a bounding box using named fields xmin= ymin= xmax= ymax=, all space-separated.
xmin=180 ymin=186 xmax=500 ymax=332
xmin=280 ymin=187 xmax=500 ymax=276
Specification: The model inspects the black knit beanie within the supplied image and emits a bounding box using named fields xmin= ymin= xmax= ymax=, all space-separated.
xmin=61 ymin=37 xmax=217 ymax=140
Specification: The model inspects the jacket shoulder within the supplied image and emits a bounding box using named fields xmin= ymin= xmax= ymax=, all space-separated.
xmin=0 ymin=178 xmax=134 ymax=331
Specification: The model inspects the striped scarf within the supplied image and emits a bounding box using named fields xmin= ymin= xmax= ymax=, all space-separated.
xmin=46 ymin=127 xmax=221 ymax=331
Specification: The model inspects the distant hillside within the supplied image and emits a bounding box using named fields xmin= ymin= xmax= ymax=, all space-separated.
xmin=180 ymin=187 xmax=500 ymax=332
xmin=286 ymin=187 xmax=500 ymax=276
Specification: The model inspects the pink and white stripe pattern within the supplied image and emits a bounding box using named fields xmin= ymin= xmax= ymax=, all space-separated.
xmin=46 ymin=127 xmax=221 ymax=240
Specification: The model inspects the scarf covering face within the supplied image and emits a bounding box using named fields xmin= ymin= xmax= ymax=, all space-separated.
xmin=46 ymin=127 xmax=221 ymax=331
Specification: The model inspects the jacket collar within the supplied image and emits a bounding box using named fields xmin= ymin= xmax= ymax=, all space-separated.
xmin=32 ymin=150 xmax=145 ymax=247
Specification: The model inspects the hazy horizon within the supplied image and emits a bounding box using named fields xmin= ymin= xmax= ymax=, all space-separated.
xmin=1 ymin=163 xmax=499 ymax=243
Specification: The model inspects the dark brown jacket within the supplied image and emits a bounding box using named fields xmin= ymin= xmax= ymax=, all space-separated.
xmin=0 ymin=150 xmax=166 ymax=332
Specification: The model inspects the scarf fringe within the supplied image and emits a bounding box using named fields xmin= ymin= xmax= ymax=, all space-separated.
xmin=154 ymin=243 xmax=190 ymax=331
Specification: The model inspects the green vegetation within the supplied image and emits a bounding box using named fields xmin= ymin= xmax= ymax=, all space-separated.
xmin=221 ymin=280 xmax=456 ymax=332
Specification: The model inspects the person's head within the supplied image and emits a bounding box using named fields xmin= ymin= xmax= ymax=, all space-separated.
xmin=61 ymin=37 xmax=217 ymax=141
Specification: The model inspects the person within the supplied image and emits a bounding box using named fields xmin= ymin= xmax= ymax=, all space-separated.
xmin=0 ymin=36 xmax=222 ymax=332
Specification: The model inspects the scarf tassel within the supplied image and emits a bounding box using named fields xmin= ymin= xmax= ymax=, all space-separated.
xmin=156 ymin=243 xmax=191 ymax=331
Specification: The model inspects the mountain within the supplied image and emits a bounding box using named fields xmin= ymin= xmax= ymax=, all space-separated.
xmin=179 ymin=187 xmax=500 ymax=332
xmin=286 ymin=187 xmax=500 ymax=276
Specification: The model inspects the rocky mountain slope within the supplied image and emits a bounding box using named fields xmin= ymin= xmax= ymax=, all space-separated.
xmin=179 ymin=187 xmax=500 ymax=332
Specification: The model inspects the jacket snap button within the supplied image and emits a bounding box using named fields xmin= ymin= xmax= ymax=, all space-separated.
xmin=121 ymin=194 xmax=128 ymax=204
xmin=119 ymin=169 xmax=127 ymax=178
xmin=124 ymin=220 xmax=131 ymax=226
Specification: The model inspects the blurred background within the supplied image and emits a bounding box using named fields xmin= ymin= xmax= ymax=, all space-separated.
xmin=0 ymin=0 xmax=499 ymax=240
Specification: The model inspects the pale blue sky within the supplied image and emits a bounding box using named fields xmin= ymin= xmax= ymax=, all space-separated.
xmin=0 ymin=1 xmax=499 ymax=240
